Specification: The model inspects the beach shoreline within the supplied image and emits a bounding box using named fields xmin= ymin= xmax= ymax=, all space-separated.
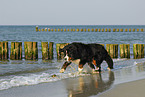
xmin=0 ymin=71 xmax=114 ymax=97
xmin=97 ymin=78 xmax=145 ymax=97
xmin=0 ymin=72 xmax=145 ymax=97
xmin=0 ymin=59 xmax=145 ymax=97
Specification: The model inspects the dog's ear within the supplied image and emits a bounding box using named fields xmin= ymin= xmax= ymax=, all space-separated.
xmin=59 ymin=49 xmax=65 ymax=56
xmin=59 ymin=48 xmax=64 ymax=53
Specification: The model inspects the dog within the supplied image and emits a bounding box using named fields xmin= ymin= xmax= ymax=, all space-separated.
xmin=59 ymin=42 xmax=113 ymax=73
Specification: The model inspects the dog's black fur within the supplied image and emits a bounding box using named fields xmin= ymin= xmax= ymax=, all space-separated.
xmin=59 ymin=42 xmax=113 ymax=73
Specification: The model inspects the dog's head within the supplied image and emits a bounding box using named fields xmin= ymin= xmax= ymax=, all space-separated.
xmin=59 ymin=44 xmax=79 ymax=62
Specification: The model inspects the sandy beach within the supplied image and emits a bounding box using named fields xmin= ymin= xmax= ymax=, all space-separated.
xmin=0 ymin=59 xmax=145 ymax=97
xmin=0 ymin=73 xmax=145 ymax=97
xmin=0 ymin=72 xmax=145 ymax=97
xmin=98 ymin=79 xmax=145 ymax=97
xmin=0 ymin=71 xmax=115 ymax=97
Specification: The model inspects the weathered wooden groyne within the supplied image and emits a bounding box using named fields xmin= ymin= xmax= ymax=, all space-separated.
xmin=0 ymin=41 xmax=145 ymax=61
xmin=36 ymin=26 xmax=144 ymax=32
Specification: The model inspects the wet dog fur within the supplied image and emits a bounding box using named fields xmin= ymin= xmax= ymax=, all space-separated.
xmin=59 ymin=42 xmax=113 ymax=73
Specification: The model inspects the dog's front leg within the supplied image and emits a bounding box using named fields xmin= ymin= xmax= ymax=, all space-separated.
xmin=60 ymin=62 xmax=71 ymax=73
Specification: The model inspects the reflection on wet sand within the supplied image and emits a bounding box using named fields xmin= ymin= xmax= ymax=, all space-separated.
xmin=63 ymin=71 xmax=114 ymax=97
xmin=136 ymin=62 xmax=145 ymax=72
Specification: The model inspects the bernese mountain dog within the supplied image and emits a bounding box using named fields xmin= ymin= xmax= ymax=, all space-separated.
xmin=59 ymin=42 xmax=113 ymax=73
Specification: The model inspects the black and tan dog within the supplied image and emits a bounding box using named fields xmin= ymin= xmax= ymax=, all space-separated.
xmin=59 ymin=42 xmax=113 ymax=73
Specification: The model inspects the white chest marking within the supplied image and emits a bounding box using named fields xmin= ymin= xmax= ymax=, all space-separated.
xmin=64 ymin=54 xmax=69 ymax=61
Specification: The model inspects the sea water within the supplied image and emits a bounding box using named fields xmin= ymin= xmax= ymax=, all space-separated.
xmin=0 ymin=25 xmax=145 ymax=90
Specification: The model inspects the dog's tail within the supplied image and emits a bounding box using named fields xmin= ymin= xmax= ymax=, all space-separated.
xmin=105 ymin=54 xmax=113 ymax=69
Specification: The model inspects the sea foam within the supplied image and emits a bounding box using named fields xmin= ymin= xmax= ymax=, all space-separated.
xmin=0 ymin=72 xmax=86 ymax=90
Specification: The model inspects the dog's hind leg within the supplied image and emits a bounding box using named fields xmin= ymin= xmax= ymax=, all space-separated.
xmin=88 ymin=62 xmax=95 ymax=69
xmin=88 ymin=62 xmax=99 ymax=73
xmin=105 ymin=54 xmax=113 ymax=70
xmin=92 ymin=59 xmax=103 ymax=73
xmin=78 ymin=60 xmax=86 ymax=73
xmin=60 ymin=62 xmax=71 ymax=73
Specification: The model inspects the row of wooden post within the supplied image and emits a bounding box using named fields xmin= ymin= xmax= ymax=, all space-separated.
xmin=36 ymin=27 xmax=144 ymax=32
xmin=56 ymin=43 xmax=144 ymax=59
xmin=0 ymin=41 xmax=145 ymax=60
xmin=0 ymin=41 xmax=53 ymax=60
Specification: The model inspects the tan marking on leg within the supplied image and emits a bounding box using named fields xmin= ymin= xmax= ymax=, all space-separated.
xmin=92 ymin=59 xmax=97 ymax=66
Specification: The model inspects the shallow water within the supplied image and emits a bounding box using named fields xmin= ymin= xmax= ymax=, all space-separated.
xmin=0 ymin=25 xmax=145 ymax=91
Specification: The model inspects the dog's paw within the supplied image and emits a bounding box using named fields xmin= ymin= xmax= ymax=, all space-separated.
xmin=60 ymin=69 xmax=65 ymax=73
xmin=92 ymin=68 xmax=101 ymax=73
xmin=107 ymin=66 xmax=113 ymax=70
xmin=107 ymin=67 xmax=111 ymax=71
xmin=107 ymin=67 xmax=113 ymax=71
xmin=78 ymin=68 xmax=83 ymax=73
xmin=92 ymin=69 xmax=100 ymax=74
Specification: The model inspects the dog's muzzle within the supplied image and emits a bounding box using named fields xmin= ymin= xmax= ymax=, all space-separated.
xmin=64 ymin=54 xmax=72 ymax=62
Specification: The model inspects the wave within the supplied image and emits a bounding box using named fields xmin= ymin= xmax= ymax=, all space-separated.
xmin=0 ymin=58 xmax=145 ymax=91
xmin=0 ymin=71 xmax=90 ymax=91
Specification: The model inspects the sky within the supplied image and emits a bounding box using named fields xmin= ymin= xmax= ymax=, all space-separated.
xmin=0 ymin=0 xmax=145 ymax=25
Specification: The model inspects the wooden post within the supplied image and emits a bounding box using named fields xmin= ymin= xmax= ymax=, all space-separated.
xmin=120 ymin=29 xmax=123 ymax=32
xmin=49 ymin=42 xmax=53 ymax=59
xmin=133 ymin=29 xmax=135 ymax=32
xmin=88 ymin=29 xmax=90 ymax=32
xmin=56 ymin=43 xmax=61 ymax=59
xmin=76 ymin=29 xmax=79 ymax=32
xmin=95 ymin=29 xmax=98 ymax=32
xmin=133 ymin=44 xmax=144 ymax=59
xmin=141 ymin=29 xmax=144 ymax=32
xmin=120 ymin=44 xmax=130 ymax=58
xmin=81 ymin=29 xmax=83 ymax=32
xmin=125 ymin=29 xmax=128 ymax=32
xmin=10 ymin=42 xmax=22 ymax=60
xmin=51 ymin=29 xmax=53 ymax=32
xmin=0 ymin=41 xmax=8 ymax=60
xmin=113 ymin=29 xmax=116 ymax=32
xmin=41 ymin=42 xmax=49 ymax=60
xmin=56 ymin=43 xmax=69 ymax=59
xmin=0 ymin=42 xmax=2 ymax=60
xmin=64 ymin=29 xmax=66 ymax=32
xmin=98 ymin=29 xmax=101 ymax=32
xmin=106 ymin=44 xmax=118 ymax=58
xmin=32 ymin=42 xmax=38 ymax=60
xmin=108 ymin=29 xmax=111 ymax=32
xmin=73 ymin=29 xmax=75 ymax=32
xmin=42 ymin=29 xmax=44 ymax=31
xmin=60 ymin=43 xmax=69 ymax=59
xmin=24 ymin=42 xmax=38 ymax=60
xmin=36 ymin=26 xmax=38 ymax=32
xmin=116 ymin=29 xmax=119 ymax=32
xmin=45 ymin=28 xmax=47 ymax=32
xmin=71 ymin=29 xmax=73 ymax=32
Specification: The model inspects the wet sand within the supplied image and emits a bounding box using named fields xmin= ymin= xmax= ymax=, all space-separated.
xmin=0 ymin=59 xmax=145 ymax=97
xmin=98 ymin=79 xmax=145 ymax=97
xmin=0 ymin=71 xmax=114 ymax=97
